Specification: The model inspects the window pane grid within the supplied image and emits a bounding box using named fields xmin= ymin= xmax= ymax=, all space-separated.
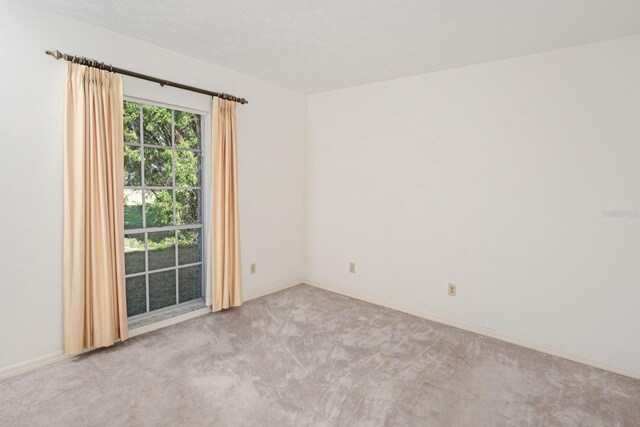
xmin=124 ymin=186 xmax=201 ymax=191
xmin=172 ymin=108 xmax=177 ymax=231
xmin=144 ymin=229 xmax=150 ymax=313
xmin=125 ymin=141 xmax=202 ymax=154
xmin=141 ymin=103 xmax=150 ymax=314
xmin=125 ymin=261 xmax=204 ymax=278
xmin=171 ymin=111 xmax=179 ymax=306
xmin=125 ymin=223 xmax=203 ymax=235
xmin=140 ymin=103 xmax=146 ymax=231
xmin=175 ymin=230 xmax=180 ymax=304
xmin=123 ymin=100 xmax=204 ymax=318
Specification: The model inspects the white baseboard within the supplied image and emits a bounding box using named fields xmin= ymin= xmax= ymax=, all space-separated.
xmin=306 ymin=282 xmax=640 ymax=381
xmin=0 ymin=351 xmax=67 ymax=380
xmin=244 ymin=281 xmax=303 ymax=302
xmin=0 ymin=281 xmax=304 ymax=380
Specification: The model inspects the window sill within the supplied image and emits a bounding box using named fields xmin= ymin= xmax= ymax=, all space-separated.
xmin=128 ymin=299 xmax=207 ymax=330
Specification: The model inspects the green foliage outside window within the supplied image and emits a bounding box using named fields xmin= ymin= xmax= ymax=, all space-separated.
xmin=123 ymin=101 xmax=203 ymax=315
xmin=124 ymin=101 xmax=140 ymax=143
xmin=123 ymin=101 xmax=202 ymax=252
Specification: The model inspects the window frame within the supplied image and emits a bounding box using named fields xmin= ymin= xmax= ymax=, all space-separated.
xmin=123 ymin=95 xmax=211 ymax=321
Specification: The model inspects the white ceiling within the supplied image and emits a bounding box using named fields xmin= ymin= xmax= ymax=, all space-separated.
xmin=26 ymin=0 xmax=640 ymax=93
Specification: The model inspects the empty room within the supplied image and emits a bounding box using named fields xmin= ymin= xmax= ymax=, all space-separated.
xmin=1 ymin=0 xmax=639 ymax=425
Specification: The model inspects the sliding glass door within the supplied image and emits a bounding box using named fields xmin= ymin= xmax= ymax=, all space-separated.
xmin=123 ymin=100 xmax=204 ymax=318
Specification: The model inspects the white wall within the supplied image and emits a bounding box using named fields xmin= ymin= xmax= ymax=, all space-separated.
xmin=306 ymin=35 xmax=640 ymax=375
xmin=0 ymin=0 xmax=307 ymax=369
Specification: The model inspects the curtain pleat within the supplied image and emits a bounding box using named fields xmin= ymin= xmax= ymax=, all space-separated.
xmin=212 ymin=98 xmax=243 ymax=311
xmin=63 ymin=63 xmax=127 ymax=355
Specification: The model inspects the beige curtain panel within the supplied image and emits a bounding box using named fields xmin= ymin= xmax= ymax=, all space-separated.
xmin=63 ymin=63 xmax=128 ymax=355
xmin=212 ymin=98 xmax=243 ymax=311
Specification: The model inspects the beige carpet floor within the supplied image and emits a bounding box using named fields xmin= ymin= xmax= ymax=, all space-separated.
xmin=1 ymin=284 xmax=639 ymax=426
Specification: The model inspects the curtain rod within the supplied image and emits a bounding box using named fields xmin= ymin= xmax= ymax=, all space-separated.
xmin=45 ymin=50 xmax=248 ymax=105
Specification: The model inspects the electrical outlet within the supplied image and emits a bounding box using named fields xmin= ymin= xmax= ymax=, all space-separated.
xmin=448 ymin=283 xmax=457 ymax=296
xmin=349 ymin=262 xmax=356 ymax=273
xmin=250 ymin=263 xmax=256 ymax=274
